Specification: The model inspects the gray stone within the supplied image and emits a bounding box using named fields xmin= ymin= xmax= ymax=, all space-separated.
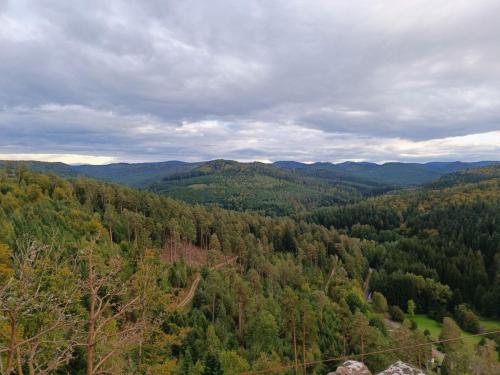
xmin=327 ymin=360 xmax=372 ymax=375
xmin=376 ymin=361 xmax=425 ymax=375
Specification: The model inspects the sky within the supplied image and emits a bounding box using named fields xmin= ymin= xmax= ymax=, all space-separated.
xmin=1 ymin=0 xmax=500 ymax=164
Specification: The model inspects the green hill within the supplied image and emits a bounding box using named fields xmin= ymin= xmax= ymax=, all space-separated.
xmin=149 ymin=160 xmax=390 ymax=215
xmin=305 ymin=173 xmax=500 ymax=318
xmin=0 ymin=166 xmax=411 ymax=373
xmin=426 ymin=164 xmax=500 ymax=188
xmin=1 ymin=165 xmax=499 ymax=374
xmin=2 ymin=159 xmax=498 ymax=215
xmin=275 ymin=160 xmax=498 ymax=186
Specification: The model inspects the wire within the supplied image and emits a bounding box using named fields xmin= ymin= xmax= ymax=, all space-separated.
xmin=239 ymin=329 xmax=500 ymax=374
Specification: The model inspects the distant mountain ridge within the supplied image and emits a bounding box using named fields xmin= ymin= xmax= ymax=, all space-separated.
xmin=1 ymin=159 xmax=498 ymax=215
xmin=3 ymin=159 xmax=496 ymax=187
xmin=2 ymin=159 xmax=498 ymax=188
xmin=274 ymin=160 xmax=499 ymax=186
xmin=149 ymin=159 xmax=389 ymax=215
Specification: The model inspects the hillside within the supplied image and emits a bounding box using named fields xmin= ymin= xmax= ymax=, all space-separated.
xmin=1 ymin=166 xmax=499 ymax=374
xmin=74 ymin=160 xmax=200 ymax=187
xmin=0 ymin=166 xmax=421 ymax=373
xmin=275 ymin=160 xmax=499 ymax=186
xmin=426 ymin=164 xmax=500 ymax=188
xmin=1 ymin=159 xmax=498 ymax=216
xmin=305 ymin=166 xmax=500 ymax=319
xmin=0 ymin=160 xmax=200 ymax=188
xmin=149 ymin=160 xmax=391 ymax=215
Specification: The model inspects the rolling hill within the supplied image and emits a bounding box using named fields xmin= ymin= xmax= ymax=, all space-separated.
xmin=149 ymin=159 xmax=389 ymax=215
xmin=274 ymin=160 xmax=498 ymax=186
xmin=1 ymin=159 xmax=498 ymax=215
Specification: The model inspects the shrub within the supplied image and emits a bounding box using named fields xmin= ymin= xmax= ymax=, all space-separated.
xmin=346 ymin=291 xmax=367 ymax=313
xmin=369 ymin=317 xmax=388 ymax=336
xmin=389 ymin=305 xmax=405 ymax=322
xmin=454 ymin=304 xmax=480 ymax=334
xmin=407 ymin=299 xmax=416 ymax=317
xmin=372 ymin=292 xmax=388 ymax=313
xmin=410 ymin=319 xmax=418 ymax=330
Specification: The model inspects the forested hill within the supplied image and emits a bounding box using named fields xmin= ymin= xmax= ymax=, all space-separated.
xmin=425 ymin=163 xmax=500 ymax=188
xmin=1 ymin=166 xmax=499 ymax=373
xmin=3 ymin=159 xmax=496 ymax=188
xmin=149 ymin=159 xmax=390 ymax=215
xmin=274 ymin=160 xmax=498 ymax=186
xmin=305 ymin=165 xmax=500 ymax=318
xmin=2 ymin=159 xmax=497 ymax=216
xmin=0 ymin=160 xmax=201 ymax=188
xmin=0 ymin=166 xmax=424 ymax=373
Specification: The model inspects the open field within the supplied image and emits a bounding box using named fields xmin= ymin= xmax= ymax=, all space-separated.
xmin=407 ymin=314 xmax=500 ymax=346
xmin=409 ymin=315 xmax=442 ymax=338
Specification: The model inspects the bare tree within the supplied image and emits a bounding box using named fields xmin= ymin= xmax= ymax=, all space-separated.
xmin=79 ymin=240 xmax=144 ymax=375
xmin=0 ymin=241 xmax=79 ymax=375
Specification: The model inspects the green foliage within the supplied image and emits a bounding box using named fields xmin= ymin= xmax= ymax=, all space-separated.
xmin=389 ymin=305 xmax=405 ymax=322
xmin=369 ymin=317 xmax=388 ymax=336
xmin=219 ymin=350 xmax=249 ymax=375
xmin=150 ymin=160 xmax=371 ymax=216
xmin=202 ymin=353 xmax=222 ymax=375
xmin=454 ymin=304 xmax=481 ymax=334
xmin=372 ymin=292 xmax=388 ymax=313
xmin=407 ymin=299 xmax=416 ymax=317
xmin=440 ymin=317 xmax=473 ymax=375
xmin=1 ymin=166 xmax=499 ymax=374
xmin=346 ymin=291 xmax=367 ymax=313
xmin=307 ymin=170 xmax=500 ymax=318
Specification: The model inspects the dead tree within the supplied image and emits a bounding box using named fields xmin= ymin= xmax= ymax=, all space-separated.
xmin=79 ymin=240 xmax=144 ymax=375
xmin=0 ymin=241 xmax=79 ymax=375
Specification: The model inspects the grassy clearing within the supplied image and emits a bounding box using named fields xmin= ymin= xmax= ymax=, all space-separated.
xmin=408 ymin=314 xmax=441 ymax=338
xmin=478 ymin=318 xmax=500 ymax=331
xmin=406 ymin=314 xmax=500 ymax=346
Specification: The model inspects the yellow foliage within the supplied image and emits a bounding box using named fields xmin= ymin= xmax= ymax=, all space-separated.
xmin=146 ymin=359 xmax=178 ymax=375
xmin=0 ymin=243 xmax=13 ymax=282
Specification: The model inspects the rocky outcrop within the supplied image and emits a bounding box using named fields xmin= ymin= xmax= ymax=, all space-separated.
xmin=327 ymin=360 xmax=425 ymax=375
xmin=327 ymin=360 xmax=372 ymax=375
xmin=376 ymin=361 xmax=425 ymax=375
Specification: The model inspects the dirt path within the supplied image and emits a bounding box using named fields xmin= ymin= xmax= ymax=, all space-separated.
xmin=177 ymin=256 xmax=238 ymax=309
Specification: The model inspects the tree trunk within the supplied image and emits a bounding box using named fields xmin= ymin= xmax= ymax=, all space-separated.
xmin=6 ymin=314 xmax=17 ymax=375
xmin=212 ymin=295 xmax=216 ymax=323
xmin=292 ymin=322 xmax=298 ymax=371
xmin=238 ymin=298 xmax=243 ymax=341
xmin=28 ymin=355 xmax=35 ymax=375
xmin=16 ymin=347 xmax=23 ymax=375
xmin=360 ymin=334 xmax=365 ymax=363
xmin=302 ymin=321 xmax=307 ymax=374
xmin=86 ymin=308 xmax=95 ymax=375
xmin=86 ymin=254 xmax=96 ymax=375
xmin=170 ymin=235 xmax=173 ymax=263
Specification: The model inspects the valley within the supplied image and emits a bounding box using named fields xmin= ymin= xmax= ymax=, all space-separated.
xmin=0 ymin=161 xmax=499 ymax=374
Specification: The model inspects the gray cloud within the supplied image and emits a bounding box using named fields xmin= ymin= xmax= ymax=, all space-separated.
xmin=0 ymin=0 xmax=499 ymax=163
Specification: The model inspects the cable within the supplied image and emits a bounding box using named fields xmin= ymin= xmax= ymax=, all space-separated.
xmin=239 ymin=329 xmax=500 ymax=374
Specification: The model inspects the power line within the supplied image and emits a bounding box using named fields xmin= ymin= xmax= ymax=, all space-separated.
xmin=239 ymin=329 xmax=500 ymax=374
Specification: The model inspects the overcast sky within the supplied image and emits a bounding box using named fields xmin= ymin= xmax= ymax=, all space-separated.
xmin=1 ymin=0 xmax=500 ymax=164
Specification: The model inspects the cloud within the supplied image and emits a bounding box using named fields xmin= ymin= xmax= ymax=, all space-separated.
xmin=0 ymin=153 xmax=116 ymax=165
xmin=0 ymin=0 xmax=499 ymax=163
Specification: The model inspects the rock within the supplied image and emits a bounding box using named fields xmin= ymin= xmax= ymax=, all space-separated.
xmin=377 ymin=361 xmax=425 ymax=375
xmin=327 ymin=360 xmax=372 ymax=375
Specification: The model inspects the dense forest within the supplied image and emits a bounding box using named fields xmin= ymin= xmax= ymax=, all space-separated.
xmin=3 ymin=160 xmax=497 ymax=217
xmin=0 ymin=164 xmax=499 ymax=374
xmin=305 ymin=166 xmax=500 ymax=319
xmin=149 ymin=160 xmax=391 ymax=216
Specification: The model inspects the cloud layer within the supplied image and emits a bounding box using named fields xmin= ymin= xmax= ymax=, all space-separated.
xmin=1 ymin=0 xmax=499 ymax=163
